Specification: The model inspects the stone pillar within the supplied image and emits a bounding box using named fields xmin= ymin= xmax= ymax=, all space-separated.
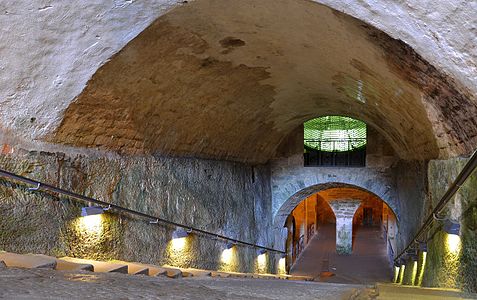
xmin=329 ymin=199 xmax=361 ymax=255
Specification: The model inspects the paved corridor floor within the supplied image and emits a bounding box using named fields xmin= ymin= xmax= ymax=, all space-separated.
xmin=1 ymin=264 xmax=476 ymax=299
xmin=291 ymin=224 xmax=392 ymax=284
xmin=0 ymin=267 xmax=363 ymax=300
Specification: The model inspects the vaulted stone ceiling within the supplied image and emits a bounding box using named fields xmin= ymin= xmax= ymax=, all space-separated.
xmin=49 ymin=0 xmax=477 ymax=163
xmin=3 ymin=0 xmax=476 ymax=163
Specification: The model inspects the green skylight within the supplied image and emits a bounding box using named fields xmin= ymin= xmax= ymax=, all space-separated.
xmin=304 ymin=116 xmax=367 ymax=152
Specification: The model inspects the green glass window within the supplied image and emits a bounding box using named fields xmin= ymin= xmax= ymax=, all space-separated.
xmin=304 ymin=116 xmax=367 ymax=152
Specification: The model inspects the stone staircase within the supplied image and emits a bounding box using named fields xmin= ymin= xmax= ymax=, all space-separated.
xmin=0 ymin=251 xmax=313 ymax=281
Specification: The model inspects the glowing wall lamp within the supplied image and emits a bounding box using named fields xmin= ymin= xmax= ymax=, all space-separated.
xmin=257 ymin=249 xmax=267 ymax=263
xmin=170 ymin=227 xmax=191 ymax=251
xmin=393 ymin=264 xmax=400 ymax=283
xmin=221 ymin=242 xmax=236 ymax=265
xmin=78 ymin=206 xmax=109 ymax=234
xmin=256 ymin=249 xmax=267 ymax=273
xmin=81 ymin=206 xmax=105 ymax=217
xmin=278 ymin=253 xmax=287 ymax=275
xmin=443 ymin=220 xmax=460 ymax=235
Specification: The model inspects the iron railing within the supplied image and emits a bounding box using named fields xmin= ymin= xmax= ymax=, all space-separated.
xmin=0 ymin=169 xmax=284 ymax=254
xmin=394 ymin=149 xmax=477 ymax=263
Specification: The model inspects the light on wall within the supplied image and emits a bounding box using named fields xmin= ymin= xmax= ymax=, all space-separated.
xmin=442 ymin=220 xmax=461 ymax=254
xmin=398 ymin=264 xmax=405 ymax=284
xmin=278 ymin=253 xmax=286 ymax=275
xmin=393 ymin=266 xmax=400 ymax=283
xmin=256 ymin=249 xmax=267 ymax=272
xmin=78 ymin=206 xmax=107 ymax=234
xmin=221 ymin=242 xmax=236 ymax=264
xmin=445 ymin=233 xmax=461 ymax=254
xmin=77 ymin=214 xmax=103 ymax=234
xmin=170 ymin=227 xmax=191 ymax=251
xmin=417 ymin=251 xmax=427 ymax=287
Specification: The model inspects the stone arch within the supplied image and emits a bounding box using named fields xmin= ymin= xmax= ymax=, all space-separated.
xmin=43 ymin=0 xmax=477 ymax=163
xmin=274 ymin=182 xmax=399 ymax=230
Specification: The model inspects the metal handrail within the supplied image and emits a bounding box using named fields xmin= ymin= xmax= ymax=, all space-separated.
xmin=394 ymin=149 xmax=477 ymax=262
xmin=0 ymin=168 xmax=284 ymax=254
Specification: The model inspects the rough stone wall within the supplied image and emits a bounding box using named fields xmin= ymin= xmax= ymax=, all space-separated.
xmin=392 ymin=160 xmax=429 ymax=255
xmin=419 ymin=157 xmax=477 ymax=292
xmin=0 ymin=150 xmax=275 ymax=274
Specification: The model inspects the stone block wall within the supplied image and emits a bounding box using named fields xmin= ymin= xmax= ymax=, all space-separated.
xmin=0 ymin=150 xmax=277 ymax=274
xmin=269 ymin=126 xmax=432 ymax=265
xmin=419 ymin=157 xmax=477 ymax=292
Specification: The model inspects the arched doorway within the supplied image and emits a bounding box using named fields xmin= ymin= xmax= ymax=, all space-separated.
xmin=277 ymin=184 xmax=398 ymax=283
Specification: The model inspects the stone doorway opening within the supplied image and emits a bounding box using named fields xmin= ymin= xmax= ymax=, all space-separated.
xmin=281 ymin=185 xmax=398 ymax=283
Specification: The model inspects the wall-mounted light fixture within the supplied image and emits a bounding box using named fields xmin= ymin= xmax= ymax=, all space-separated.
xmin=172 ymin=227 xmax=191 ymax=239
xmin=78 ymin=206 xmax=107 ymax=234
xmin=418 ymin=241 xmax=427 ymax=252
xmin=443 ymin=220 xmax=460 ymax=235
xmin=256 ymin=249 xmax=268 ymax=273
xmin=81 ymin=206 xmax=106 ymax=217
xmin=170 ymin=227 xmax=191 ymax=251
xmin=225 ymin=242 xmax=235 ymax=250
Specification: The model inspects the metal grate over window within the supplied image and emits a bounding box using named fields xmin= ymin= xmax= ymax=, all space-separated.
xmin=304 ymin=116 xmax=366 ymax=152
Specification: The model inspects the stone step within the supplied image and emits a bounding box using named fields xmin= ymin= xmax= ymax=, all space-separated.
xmin=0 ymin=251 xmax=299 ymax=282
xmin=161 ymin=266 xmax=182 ymax=278
xmin=210 ymin=271 xmax=232 ymax=278
xmin=283 ymin=274 xmax=314 ymax=281
xmin=0 ymin=252 xmax=56 ymax=269
xmin=224 ymin=271 xmax=254 ymax=279
xmin=32 ymin=255 xmax=94 ymax=272
xmin=60 ymin=257 xmax=128 ymax=274
xmin=140 ymin=264 xmax=168 ymax=277
xmin=112 ymin=261 xmax=149 ymax=275
xmin=180 ymin=268 xmax=212 ymax=277
xmin=252 ymin=273 xmax=283 ymax=280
